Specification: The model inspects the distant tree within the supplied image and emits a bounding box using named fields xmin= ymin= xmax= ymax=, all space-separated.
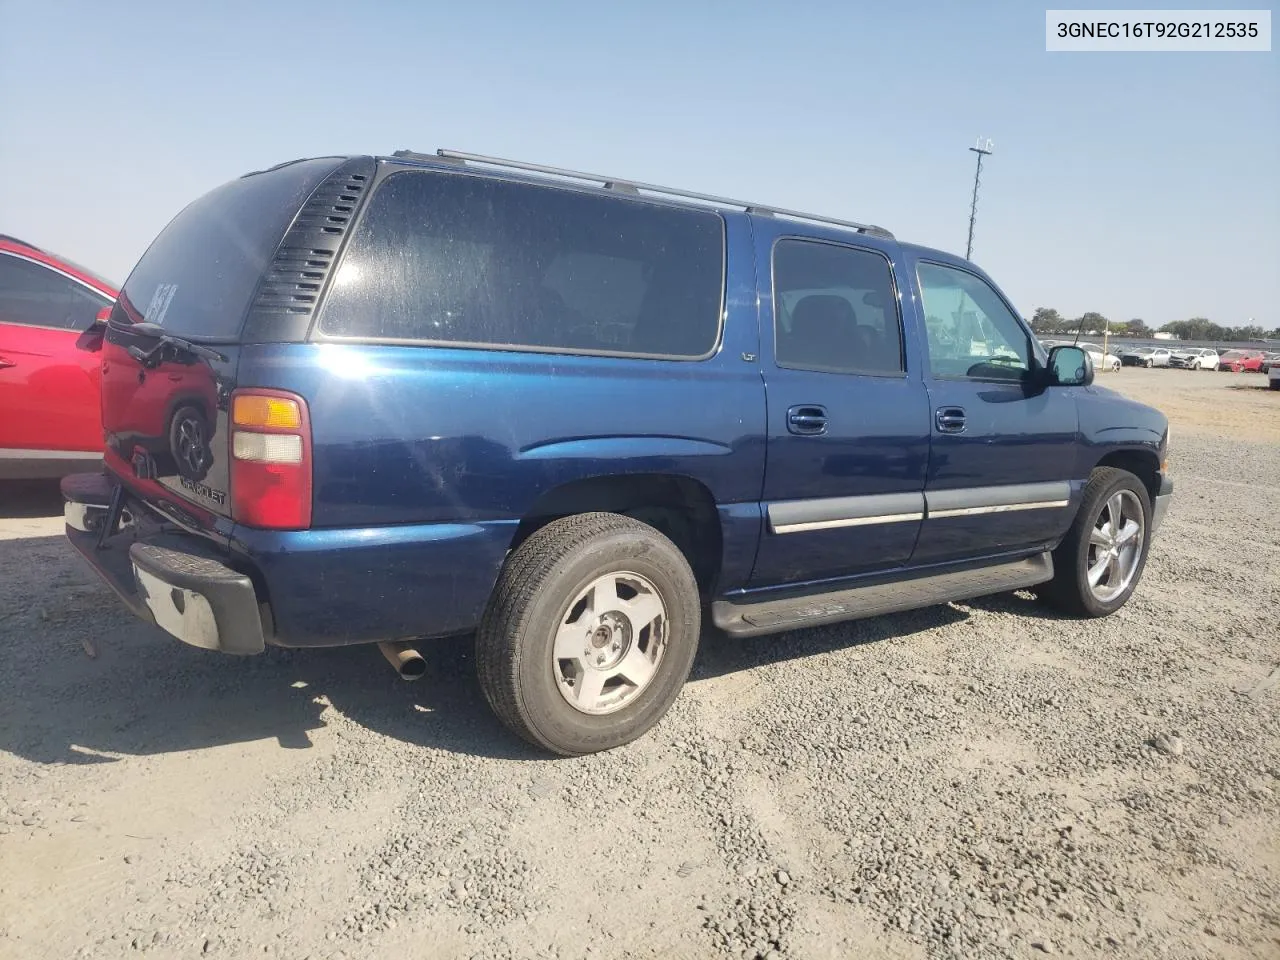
xmin=1228 ymin=324 xmax=1266 ymax=342
xmin=1160 ymin=317 xmax=1224 ymax=341
xmin=1030 ymin=307 xmax=1064 ymax=334
xmin=1076 ymin=311 xmax=1109 ymax=335
xmin=1120 ymin=318 xmax=1151 ymax=337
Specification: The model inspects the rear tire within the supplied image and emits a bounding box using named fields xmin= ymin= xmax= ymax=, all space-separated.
xmin=476 ymin=513 xmax=700 ymax=756
xmin=1040 ymin=468 xmax=1152 ymax=618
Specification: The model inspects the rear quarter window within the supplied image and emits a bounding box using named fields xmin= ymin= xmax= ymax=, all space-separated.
xmin=116 ymin=158 xmax=344 ymax=339
xmin=318 ymin=171 xmax=725 ymax=359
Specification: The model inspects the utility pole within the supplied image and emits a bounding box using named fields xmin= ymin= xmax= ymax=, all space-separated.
xmin=966 ymin=137 xmax=994 ymax=261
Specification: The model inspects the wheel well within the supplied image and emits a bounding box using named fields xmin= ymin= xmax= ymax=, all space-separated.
xmin=512 ymin=474 xmax=723 ymax=597
xmin=1095 ymin=449 xmax=1161 ymax=503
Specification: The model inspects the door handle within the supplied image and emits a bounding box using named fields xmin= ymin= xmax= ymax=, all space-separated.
xmin=935 ymin=406 xmax=966 ymax=433
xmin=787 ymin=405 xmax=828 ymax=436
xmin=0 ymin=356 xmax=16 ymax=370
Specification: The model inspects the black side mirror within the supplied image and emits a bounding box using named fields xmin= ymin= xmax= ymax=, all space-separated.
xmin=1046 ymin=345 xmax=1094 ymax=386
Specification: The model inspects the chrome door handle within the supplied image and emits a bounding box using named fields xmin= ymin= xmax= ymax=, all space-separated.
xmin=935 ymin=407 xmax=966 ymax=433
xmin=787 ymin=405 xmax=828 ymax=436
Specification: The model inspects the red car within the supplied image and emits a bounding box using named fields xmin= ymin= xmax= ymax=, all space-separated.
xmin=1217 ymin=349 xmax=1266 ymax=373
xmin=0 ymin=235 xmax=117 ymax=478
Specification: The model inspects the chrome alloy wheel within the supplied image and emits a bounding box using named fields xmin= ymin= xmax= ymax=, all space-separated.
xmin=1087 ymin=490 xmax=1144 ymax=603
xmin=553 ymin=571 xmax=667 ymax=715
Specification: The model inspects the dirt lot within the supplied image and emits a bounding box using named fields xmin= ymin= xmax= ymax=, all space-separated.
xmin=1 ymin=368 xmax=1277 ymax=960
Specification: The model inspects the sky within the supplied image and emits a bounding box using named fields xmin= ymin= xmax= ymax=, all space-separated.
xmin=1 ymin=0 xmax=1276 ymax=328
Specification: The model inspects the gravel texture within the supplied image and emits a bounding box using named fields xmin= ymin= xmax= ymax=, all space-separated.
xmin=0 ymin=368 xmax=1277 ymax=959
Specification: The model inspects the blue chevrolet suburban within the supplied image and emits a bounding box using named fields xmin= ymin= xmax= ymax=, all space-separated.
xmin=63 ymin=149 xmax=1172 ymax=755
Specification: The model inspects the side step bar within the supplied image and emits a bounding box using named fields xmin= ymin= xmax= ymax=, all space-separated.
xmin=711 ymin=553 xmax=1054 ymax=638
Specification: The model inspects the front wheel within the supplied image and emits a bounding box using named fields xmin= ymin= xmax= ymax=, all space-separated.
xmin=1040 ymin=468 xmax=1152 ymax=618
xmin=476 ymin=513 xmax=700 ymax=755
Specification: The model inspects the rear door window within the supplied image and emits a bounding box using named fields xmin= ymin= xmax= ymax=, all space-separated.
xmin=115 ymin=158 xmax=344 ymax=340
xmin=319 ymin=171 xmax=725 ymax=359
xmin=0 ymin=253 xmax=110 ymax=330
xmin=771 ymin=239 xmax=904 ymax=375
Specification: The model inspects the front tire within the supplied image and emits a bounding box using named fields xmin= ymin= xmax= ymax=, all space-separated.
xmin=476 ymin=513 xmax=701 ymax=756
xmin=1040 ymin=468 xmax=1152 ymax=618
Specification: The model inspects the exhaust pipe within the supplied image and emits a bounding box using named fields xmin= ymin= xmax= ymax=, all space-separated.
xmin=378 ymin=641 xmax=427 ymax=681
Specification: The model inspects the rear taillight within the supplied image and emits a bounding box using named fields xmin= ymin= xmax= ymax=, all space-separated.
xmin=229 ymin=389 xmax=312 ymax=529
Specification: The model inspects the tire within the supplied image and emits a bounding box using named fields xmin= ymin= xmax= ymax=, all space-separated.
xmin=1039 ymin=467 xmax=1152 ymax=618
xmin=476 ymin=512 xmax=701 ymax=756
xmin=1270 ymin=379 xmax=1280 ymax=391
xmin=1145 ymin=359 xmax=1152 ymax=368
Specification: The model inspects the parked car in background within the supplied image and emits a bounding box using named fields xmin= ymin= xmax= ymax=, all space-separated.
xmin=61 ymin=148 xmax=1172 ymax=755
xmin=1270 ymin=359 xmax=1280 ymax=390
xmin=1080 ymin=342 xmax=1121 ymax=371
xmin=1120 ymin=347 xmax=1172 ymax=368
xmin=1259 ymin=351 xmax=1280 ymax=374
xmin=0 ymin=235 xmax=117 ymax=478
xmin=1168 ymin=347 xmax=1219 ymax=370
xmin=1217 ymin=350 xmax=1266 ymax=373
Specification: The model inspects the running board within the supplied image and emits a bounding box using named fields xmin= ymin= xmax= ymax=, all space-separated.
xmin=712 ymin=553 xmax=1054 ymax=638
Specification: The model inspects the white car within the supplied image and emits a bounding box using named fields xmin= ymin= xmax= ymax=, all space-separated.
xmin=1081 ymin=342 xmax=1121 ymax=371
xmin=1169 ymin=347 xmax=1218 ymax=370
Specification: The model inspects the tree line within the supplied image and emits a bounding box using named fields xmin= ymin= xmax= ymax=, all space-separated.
xmin=1028 ymin=309 xmax=1278 ymax=342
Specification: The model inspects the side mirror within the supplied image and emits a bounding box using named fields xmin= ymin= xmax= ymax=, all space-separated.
xmin=1046 ymin=345 xmax=1094 ymax=386
xmin=75 ymin=306 xmax=113 ymax=352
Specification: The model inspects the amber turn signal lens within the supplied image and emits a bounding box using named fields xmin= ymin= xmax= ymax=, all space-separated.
xmin=233 ymin=395 xmax=302 ymax=429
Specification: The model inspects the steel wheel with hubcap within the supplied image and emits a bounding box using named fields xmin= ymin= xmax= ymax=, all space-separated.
xmin=476 ymin=513 xmax=700 ymax=755
xmin=1040 ymin=467 xmax=1152 ymax=617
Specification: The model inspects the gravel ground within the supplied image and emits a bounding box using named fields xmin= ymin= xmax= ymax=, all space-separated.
xmin=1 ymin=368 xmax=1277 ymax=960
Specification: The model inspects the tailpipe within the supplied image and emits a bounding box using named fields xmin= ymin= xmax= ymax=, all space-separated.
xmin=378 ymin=640 xmax=427 ymax=681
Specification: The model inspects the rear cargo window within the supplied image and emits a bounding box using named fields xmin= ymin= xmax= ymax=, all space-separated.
xmin=318 ymin=171 xmax=725 ymax=359
xmin=114 ymin=158 xmax=343 ymax=340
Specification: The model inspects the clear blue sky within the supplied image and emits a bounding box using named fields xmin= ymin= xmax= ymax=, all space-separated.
xmin=2 ymin=0 xmax=1276 ymax=328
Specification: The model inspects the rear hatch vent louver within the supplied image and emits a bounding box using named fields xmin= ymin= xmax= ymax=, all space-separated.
xmin=243 ymin=158 xmax=376 ymax=341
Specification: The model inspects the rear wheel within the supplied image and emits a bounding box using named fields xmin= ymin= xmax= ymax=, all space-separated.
xmin=476 ymin=513 xmax=700 ymax=755
xmin=1040 ymin=468 xmax=1151 ymax=618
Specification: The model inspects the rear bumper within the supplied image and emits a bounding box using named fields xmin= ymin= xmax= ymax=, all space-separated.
xmin=62 ymin=472 xmax=516 ymax=651
xmin=1151 ymin=473 xmax=1173 ymax=535
xmin=62 ymin=473 xmax=266 ymax=655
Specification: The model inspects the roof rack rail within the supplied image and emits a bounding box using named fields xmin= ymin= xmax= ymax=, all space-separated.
xmin=390 ymin=149 xmax=893 ymax=239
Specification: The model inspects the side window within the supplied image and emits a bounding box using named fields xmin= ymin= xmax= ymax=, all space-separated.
xmin=917 ymin=262 xmax=1031 ymax=381
xmin=0 ymin=254 xmax=109 ymax=330
xmin=772 ymin=239 xmax=903 ymax=376
xmin=320 ymin=172 xmax=725 ymax=359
